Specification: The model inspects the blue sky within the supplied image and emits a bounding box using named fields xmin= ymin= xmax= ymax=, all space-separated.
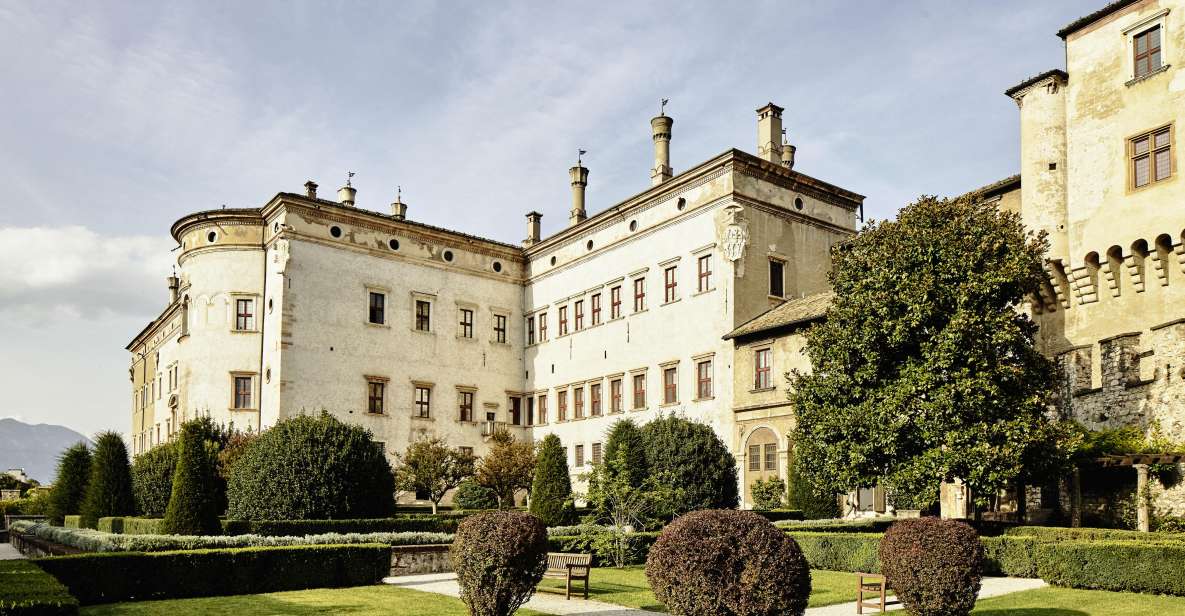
xmin=0 ymin=0 xmax=1095 ymax=436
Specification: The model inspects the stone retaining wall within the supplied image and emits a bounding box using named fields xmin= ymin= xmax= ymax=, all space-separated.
xmin=390 ymin=544 xmax=451 ymax=575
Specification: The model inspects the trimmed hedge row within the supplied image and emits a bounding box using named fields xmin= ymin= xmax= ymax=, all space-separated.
xmin=62 ymin=517 xmax=81 ymax=530
xmin=776 ymin=517 xmax=896 ymax=533
xmin=752 ymin=509 xmax=805 ymax=523
xmin=0 ymin=560 xmax=79 ymax=615
xmin=786 ymin=532 xmax=881 ymax=573
xmin=88 ymin=515 xmax=468 ymax=537
xmin=1003 ymin=525 xmax=1185 ymax=543
xmin=33 ymin=544 xmax=390 ymax=605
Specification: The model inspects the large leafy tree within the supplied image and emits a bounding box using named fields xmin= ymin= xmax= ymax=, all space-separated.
xmin=476 ymin=430 xmax=536 ymax=509
xmin=79 ymin=432 xmax=136 ymax=528
xmin=790 ymin=195 xmax=1064 ymax=507
xmin=394 ymin=437 xmax=476 ymax=514
xmin=161 ymin=420 xmax=224 ymax=535
xmin=528 ymin=434 xmax=574 ymax=525
xmin=48 ymin=443 xmax=91 ymax=525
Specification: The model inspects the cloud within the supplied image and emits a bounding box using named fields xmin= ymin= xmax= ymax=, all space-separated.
xmin=0 ymin=226 xmax=174 ymax=325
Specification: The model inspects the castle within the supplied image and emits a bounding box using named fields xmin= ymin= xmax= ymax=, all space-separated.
xmin=129 ymin=0 xmax=1185 ymax=513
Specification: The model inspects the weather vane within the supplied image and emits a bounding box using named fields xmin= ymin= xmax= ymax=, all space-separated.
xmin=578 ymin=149 xmax=587 ymax=165
xmin=397 ymin=185 xmax=402 ymax=200
xmin=660 ymin=98 xmax=669 ymax=115
xmin=346 ymin=171 xmax=355 ymax=187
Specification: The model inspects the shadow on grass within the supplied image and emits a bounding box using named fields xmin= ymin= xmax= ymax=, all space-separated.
xmin=975 ymin=611 xmax=1088 ymax=616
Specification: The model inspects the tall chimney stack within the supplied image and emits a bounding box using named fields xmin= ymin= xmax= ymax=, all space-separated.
xmin=569 ymin=163 xmax=589 ymax=226
xmin=167 ymin=275 xmax=179 ymax=304
xmin=390 ymin=187 xmax=407 ymax=220
xmin=338 ymin=172 xmax=356 ymax=206
xmin=524 ymin=211 xmax=543 ymax=246
xmin=756 ymin=103 xmax=784 ymax=164
xmin=650 ymin=114 xmax=673 ymax=185
xmin=304 ymin=180 xmax=318 ymax=199
xmin=781 ymin=132 xmax=796 ymax=170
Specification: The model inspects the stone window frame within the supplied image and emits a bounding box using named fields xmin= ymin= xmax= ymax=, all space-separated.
xmin=535 ymin=391 xmax=549 ymax=425
xmin=608 ymin=373 xmax=625 ymax=414
xmin=229 ymin=371 xmax=257 ymax=411
xmin=412 ymin=381 xmax=433 ymax=419
xmin=752 ymin=345 xmax=774 ymax=392
xmin=693 ymin=352 xmax=715 ymax=401
xmin=230 ymin=294 xmax=259 ymax=332
xmin=1122 ymin=9 xmax=1171 ymax=86
xmin=411 ymin=292 xmax=436 ymax=334
xmin=768 ymin=257 xmax=786 ymax=299
xmin=1127 ymin=123 xmax=1175 ymax=192
xmin=630 ymin=368 xmax=647 ymax=410
xmin=660 ymin=360 xmax=680 ymax=406
xmin=456 ymin=386 xmax=477 ymax=423
xmin=365 ymin=375 xmax=389 ymax=415
xmin=365 ymin=285 xmax=390 ymax=328
xmin=491 ymin=309 xmax=510 ymax=345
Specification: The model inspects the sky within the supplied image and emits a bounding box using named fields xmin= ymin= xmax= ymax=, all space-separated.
xmin=0 ymin=0 xmax=1096 ymax=438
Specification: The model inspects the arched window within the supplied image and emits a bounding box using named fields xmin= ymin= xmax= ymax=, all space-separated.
xmin=744 ymin=427 xmax=780 ymax=507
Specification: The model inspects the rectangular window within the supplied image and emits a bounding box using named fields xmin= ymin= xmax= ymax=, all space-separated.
xmin=632 ymin=373 xmax=646 ymax=409
xmin=557 ymin=389 xmax=568 ymax=421
xmin=526 ymin=396 xmax=535 ymax=426
xmin=539 ymin=312 xmax=548 ymax=341
xmin=663 ymin=367 xmax=678 ymax=404
xmin=509 ymin=396 xmax=522 ymax=425
xmin=610 ymin=286 xmax=622 ymax=319
xmin=459 ymin=391 xmax=474 ymax=422
xmin=416 ymin=300 xmax=432 ymax=332
xmin=769 ymin=260 xmax=785 ymax=298
xmin=574 ymin=386 xmax=585 ymax=419
xmin=764 ymin=443 xmax=777 ymax=471
xmin=414 ymin=386 xmax=431 ymax=418
xmin=633 ymin=278 xmax=646 ymax=312
xmin=574 ymin=300 xmax=584 ymax=331
xmin=368 ymin=292 xmax=385 ymax=325
xmin=1134 ymin=25 xmax=1163 ymax=79
xmin=697 ymin=254 xmax=713 ymax=292
xmin=537 ymin=394 xmax=548 ymax=424
xmin=748 ymin=445 xmax=762 ymax=471
xmin=664 ymin=266 xmax=678 ymax=302
xmin=494 ymin=314 xmax=507 ymax=343
xmin=526 ymin=316 xmax=536 ymax=345
xmin=591 ymin=293 xmax=602 ymax=325
xmin=367 ymin=380 xmax=385 ymax=414
xmin=592 ymin=442 xmax=602 ymax=465
xmin=610 ymin=379 xmax=623 ymax=413
xmin=459 ymin=308 xmax=473 ymax=338
xmin=558 ymin=306 xmax=569 ymax=336
xmin=233 ymin=375 xmax=253 ymax=409
xmin=1131 ymin=126 xmax=1172 ymax=188
xmin=590 ymin=383 xmax=602 ymax=416
xmin=755 ymin=348 xmax=772 ymax=389
xmin=235 ymin=299 xmax=255 ymax=331
xmin=575 ymin=444 xmax=585 ymax=467
xmin=696 ymin=360 xmax=712 ymax=399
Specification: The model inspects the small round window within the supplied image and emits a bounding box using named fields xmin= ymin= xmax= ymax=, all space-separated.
xmin=493 ymin=261 xmax=503 ymax=273
xmin=550 ymin=256 xmax=557 ymax=266
xmin=443 ymin=250 xmax=454 ymax=262
xmin=629 ymin=220 xmax=638 ymax=232
xmin=207 ymin=231 xmax=217 ymax=243
xmin=389 ymin=239 xmax=400 ymax=250
xmin=794 ymin=196 xmax=804 ymax=210
xmin=676 ymin=197 xmax=686 ymax=211
xmin=330 ymin=226 xmax=342 ymax=238
xmin=586 ymin=240 xmax=594 ymax=251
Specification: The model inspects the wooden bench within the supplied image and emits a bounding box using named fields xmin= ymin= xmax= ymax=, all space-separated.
xmin=541 ymin=552 xmax=591 ymax=599
xmin=856 ymin=573 xmax=892 ymax=614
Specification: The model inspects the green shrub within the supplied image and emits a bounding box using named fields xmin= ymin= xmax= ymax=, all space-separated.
xmin=95 ymin=518 xmax=124 ymax=534
xmin=131 ymin=442 xmax=176 ymax=517
xmin=529 ymin=434 xmax=574 ymax=526
xmin=227 ymin=413 xmax=396 ymax=520
xmin=0 ymin=560 xmax=79 ymax=615
xmin=1003 ymin=525 xmax=1185 ymax=543
xmin=62 ymin=516 xmax=81 ymax=529
xmin=752 ymin=509 xmax=804 ymax=523
xmin=547 ymin=531 xmax=660 ymax=566
xmin=880 ymin=518 xmax=983 ymax=616
xmin=1036 ymin=540 xmax=1185 ymax=595
xmin=776 ymin=517 xmax=895 ymax=533
xmin=751 ymin=477 xmax=787 ymax=510
xmin=642 ymin=415 xmax=738 ymax=513
xmin=120 ymin=518 xmax=164 ymax=535
xmin=787 ymin=531 xmax=882 ymax=572
xmin=453 ymin=480 xmax=498 ymax=510
xmin=981 ymin=536 xmax=1040 ymax=577
xmin=451 ymin=511 xmax=548 ymax=616
xmin=646 ymin=510 xmax=811 ymax=616
xmin=33 ymin=544 xmax=389 ymax=605
xmin=603 ymin=418 xmax=648 ymax=489
xmin=223 ymin=516 xmax=465 ymax=536
xmin=161 ymin=421 xmax=223 ymax=535
xmin=48 ymin=443 xmax=91 ymax=526
xmin=79 ymin=432 xmax=135 ymax=529
xmin=786 ymin=452 xmax=839 ymax=519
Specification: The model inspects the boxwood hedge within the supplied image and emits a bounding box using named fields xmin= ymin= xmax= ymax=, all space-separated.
xmin=0 ymin=560 xmax=79 ymax=615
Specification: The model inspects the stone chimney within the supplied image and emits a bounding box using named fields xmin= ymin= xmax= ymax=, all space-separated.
xmin=304 ymin=180 xmax=318 ymax=199
xmin=756 ymin=103 xmax=784 ymax=164
xmin=390 ymin=187 xmax=407 ymax=220
xmin=524 ymin=211 xmax=543 ymax=246
xmin=338 ymin=173 xmax=356 ymax=206
xmin=167 ymin=275 xmax=179 ymax=303
xmin=650 ymin=114 xmax=673 ymax=185
xmin=569 ymin=164 xmax=588 ymax=226
xmin=781 ymin=132 xmax=796 ymax=170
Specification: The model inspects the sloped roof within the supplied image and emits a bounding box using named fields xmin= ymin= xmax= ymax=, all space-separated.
xmin=723 ymin=291 xmax=834 ymax=340
xmin=1057 ymin=0 xmax=1140 ymax=39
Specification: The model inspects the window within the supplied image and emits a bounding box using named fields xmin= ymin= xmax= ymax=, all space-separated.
xmin=539 ymin=313 xmax=548 ymax=341
xmin=610 ymin=378 xmax=623 ymax=413
xmin=664 ymin=266 xmax=678 ymax=302
xmin=663 ymin=367 xmax=678 ymax=404
xmin=592 ymin=442 xmax=602 ymax=465
xmin=526 ymin=316 xmax=536 ymax=345
xmin=633 ymin=278 xmax=646 ymax=312
xmin=414 ymin=386 xmax=431 ymax=418
xmin=764 ymin=443 xmax=777 ymax=471
xmin=537 ymin=394 xmax=548 ymax=424
xmin=591 ymin=293 xmax=602 ymax=325
xmin=590 ymin=383 xmax=602 ymax=416
xmin=574 ymin=386 xmax=585 ymax=419
xmin=416 ymin=300 xmax=431 ymax=331
xmin=575 ymin=444 xmax=585 ymax=467
xmin=696 ymin=360 xmax=712 ymax=399
xmin=494 ymin=314 xmax=507 ymax=343
xmin=610 ymin=286 xmax=622 ymax=319
xmin=459 ymin=308 xmax=474 ymax=338
xmin=755 ymin=348 xmax=772 ymax=389
xmin=574 ymin=300 xmax=584 ymax=330
xmin=632 ymin=373 xmax=646 ymax=409
xmin=558 ymin=306 xmax=569 ymax=335
xmin=366 ymin=380 xmax=385 ymax=414
xmin=1131 ymin=126 xmax=1172 ymax=188
xmin=749 ymin=445 xmax=761 ymax=471
xmin=508 ymin=396 xmax=523 ymax=425
xmin=233 ymin=375 xmax=253 ymax=409
xmin=558 ymin=389 xmax=568 ymax=421
xmin=368 ymin=292 xmax=385 ymax=325
xmin=1134 ymin=25 xmax=1163 ymax=79
xmin=698 ymin=254 xmax=713 ymax=291
xmin=235 ymin=298 xmax=255 ymax=331
xmin=459 ymin=390 xmax=474 ymax=422
xmin=526 ymin=396 xmax=535 ymax=426
xmin=769 ymin=260 xmax=785 ymax=297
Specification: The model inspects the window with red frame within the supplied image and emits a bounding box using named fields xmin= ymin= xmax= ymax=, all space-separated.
xmin=574 ymin=300 xmax=584 ymax=331
xmin=591 ymin=293 xmax=602 ymax=325
xmin=590 ymin=383 xmax=602 ymax=416
xmin=610 ymin=286 xmax=622 ymax=319
xmin=558 ymin=306 xmax=568 ymax=335
xmin=610 ymin=378 xmax=623 ymax=413
xmin=697 ymin=254 xmax=712 ymax=292
xmin=754 ymin=348 xmax=772 ymax=389
xmin=632 ymin=373 xmax=646 ymax=409
xmin=663 ymin=367 xmax=677 ymax=404
xmin=664 ymin=266 xmax=678 ymax=302
xmin=696 ymin=360 xmax=712 ymax=399
xmin=633 ymin=278 xmax=646 ymax=312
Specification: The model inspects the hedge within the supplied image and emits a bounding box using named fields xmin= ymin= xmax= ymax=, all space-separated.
xmin=786 ymin=532 xmax=881 ymax=573
xmin=33 ymin=544 xmax=390 ymax=605
xmin=1035 ymin=540 xmax=1185 ymax=596
xmin=0 ymin=560 xmax=79 ymax=615
xmin=753 ymin=509 xmax=805 ymax=523
xmin=981 ymin=536 xmax=1040 ymax=578
xmin=776 ymin=517 xmax=895 ymax=533
xmin=95 ymin=518 xmax=125 ymax=535
xmin=62 ymin=517 xmax=81 ymax=530
xmin=82 ymin=516 xmax=467 ymax=537
xmin=1003 ymin=525 xmax=1185 ymax=543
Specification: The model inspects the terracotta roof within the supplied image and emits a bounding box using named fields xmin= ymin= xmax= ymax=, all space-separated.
xmin=1004 ymin=69 xmax=1068 ymax=98
xmin=958 ymin=174 xmax=1021 ymax=202
xmin=1057 ymin=0 xmax=1141 ymax=39
xmin=723 ymin=291 xmax=833 ymax=340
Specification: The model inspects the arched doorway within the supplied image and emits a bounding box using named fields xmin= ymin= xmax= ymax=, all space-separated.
xmin=744 ymin=427 xmax=779 ymax=507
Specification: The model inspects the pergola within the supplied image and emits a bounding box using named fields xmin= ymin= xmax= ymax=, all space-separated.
xmin=1072 ymin=453 xmax=1185 ymax=532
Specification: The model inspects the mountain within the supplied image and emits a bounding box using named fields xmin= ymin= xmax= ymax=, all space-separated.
xmin=0 ymin=418 xmax=92 ymax=484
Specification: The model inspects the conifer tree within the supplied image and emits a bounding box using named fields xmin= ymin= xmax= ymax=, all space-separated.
xmin=161 ymin=420 xmax=223 ymax=535
xmin=79 ymin=432 xmax=135 ymax=528
xmin=48 ymin=442 xmax=91 ymax=525
xmin=603 ymin=419 xmax=648 ymax=488
xmin=529 ymin=433 xmax=573 ymax=525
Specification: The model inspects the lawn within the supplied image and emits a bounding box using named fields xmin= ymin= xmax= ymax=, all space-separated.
xmin=971 ymin=586 xmax=1185 ymax=615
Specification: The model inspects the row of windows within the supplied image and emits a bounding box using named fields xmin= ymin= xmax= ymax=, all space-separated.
xmin=366 ymin=292 xmax=510 ymax=343
xmin=133 ymin=363 xmax=180 ymax=411
xmin=568 ymin=442 xmax=602 ymax=468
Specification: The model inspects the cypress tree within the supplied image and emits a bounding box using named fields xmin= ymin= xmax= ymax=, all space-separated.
xmin=161 ymin=420 xmax=223 ymax=535
xmin=79 ymin=432 xmax=135 ymax=528
xmin=642 ymin=415 xmax=739 ymax=513
xmin=48 ymin=442 xmax=91 ymax=525
xmin=603 ymin=419 xmax=648 ymax=488
xmin=131 ymin=442 xmax=177 ymax=517
xmin=529 ymin=434 xmax=574 ymax=526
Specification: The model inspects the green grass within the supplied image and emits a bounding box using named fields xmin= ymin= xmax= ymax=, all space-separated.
xmin=536 ymin=565 xmax=859 ymax=610
xmin=971 ymin=586 xmax=1185 ymax=615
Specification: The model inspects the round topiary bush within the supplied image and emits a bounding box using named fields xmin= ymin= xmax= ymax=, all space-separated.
xmin=646 ymin=509 xmax=811 ymax=616
xmin=227 ymin=413 xmax=396 ymax=520
xmin=879 ymin=518 xmax=984 ymax=616
xmin=451 ymin=510 xmax=549 ymax=616
xmin=454 ymin=479 xmax=498 ymax=510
